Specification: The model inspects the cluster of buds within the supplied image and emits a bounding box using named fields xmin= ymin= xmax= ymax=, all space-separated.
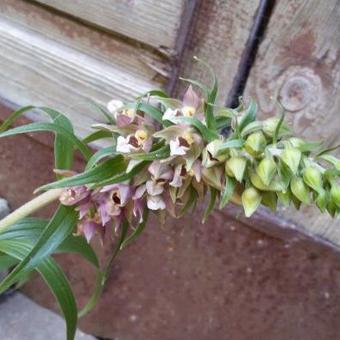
xmin=58 ymin=84 xmax=340 ymax=242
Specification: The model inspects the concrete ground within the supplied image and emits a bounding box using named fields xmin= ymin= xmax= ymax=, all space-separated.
xmin=0 ymin=293 xmax=95 ymax=340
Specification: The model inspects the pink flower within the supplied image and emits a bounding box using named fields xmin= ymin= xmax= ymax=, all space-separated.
xmin=116 ymin=129 xmax=152 ymax=153
xmin=148 ymin=161 xmax=173 ymax=181
xmin=147 ymin=195 xmax=166 ymax=210
xmin=169 ymin=164 xmax=187 ymax=188
xmin=76 ymin=213 xmax=105 ymax=243
xmin=59 ymin=186 xmax=90 ymax=206
xmin=181 ymin=85 xmax=201 ymax=117
xmin=162 ymin=86 xmax=202 ymax=121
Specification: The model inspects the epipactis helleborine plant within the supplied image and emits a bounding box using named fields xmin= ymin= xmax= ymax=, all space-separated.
xmin=0 ymin=59 xmax=339 ymax=340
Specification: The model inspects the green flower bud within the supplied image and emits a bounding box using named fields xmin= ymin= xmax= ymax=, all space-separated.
xmin=290 ymin=176 xmax=310 ymax=204
xmin=303 ymin=166 xmax=323 ymax=192
xmin=261 ymin=191 xmax=277 ymax=211
xmin=242 ymin=187 xmax=262 ymax=217
xmin=327 ymin=199 xmax=337 ymax=217
xmin=209 ymin=140 xmax=228 ymax=159
xmin=202 ymin=147 xmax=219 ymax=168
xmin=250 ymin=171 xmax=284 ymax=192
xmin=277 ymin=191 xmax=291 ymax=207
xmin=315 ymin=189 xmax=328 ymax=212
xmin=288 ymin=137 xmax=305 ymax=148
xmin=202 ymin=166 xmax=224 ymax=191
xmin=330 ymin=185 xmax=340 ymax=207
xmin=225 ymin=157 xmax=247 ymax=182
xmin=280 ymin=148 xmax=301 ymax=175
xmin=263 ymin=117 xmax=290 ymax=138
xmin=256 ymin=157 xmax=276 ymax=186
xmin=244 ymin=132 xmax=267 ymax=156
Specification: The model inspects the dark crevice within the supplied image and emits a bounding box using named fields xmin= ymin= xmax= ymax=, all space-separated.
xmin=225 ymin=0 xmax=277 ymax=108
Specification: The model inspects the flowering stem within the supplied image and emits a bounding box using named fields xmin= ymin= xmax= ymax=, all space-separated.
xmin=0 ymin=189 xmax=63 ymax=234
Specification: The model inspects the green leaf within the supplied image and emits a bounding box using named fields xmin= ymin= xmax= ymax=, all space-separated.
xmin=94 ymin=161 xmax=146 ymax=188
xmin=124 ymin=102 xmax=163 ymax=123
xmin=82 ymin=130 xmax=113 ymax=144
xmin=220 ymin=177 xmax=236 ymax=209
xmin=0 ymin=240 xmax=77 ymax=340
xmin=40 ymin=107 xmax=75 ymax=172
xmin=38 ymin=156 xmax=126 ymax=191
xmin=88 ymin=99 xmax=115 ymax=124
xmin=238 ymin=99 xmax=257 ymax=133
xmin=120 ymin=210 xmax=149 ymax=249
xmin=85 ymin=146 xmax=116 ymax=170
xmin=129 ymin=145 xmax=170 ymax=161
xmin=0 ymin=205 xmax=78 ymax=293
xmin=0 ymin=217 xmax=99 ymax=268
xmin=0 ymin=105 xmax=76 ymax=173
xmin=316 ymin=144 xmax=340 ymax=157
xmin=216 ymin=139 xmax=245 ymax=156
xmin=272 ymin=103 xmax=285 ymax=144
xmin=137 ymin=89 xmax=169 ymax=99
xmin=193 ymin=56 xmax=218 ymax=131
xmin=0 ymin=122 xmax=92 ymax=161
xmin=0 ymin=105 xmax=35 ymax=132
xmin=178 ymin=187 xmax=197 ymax=217
xmin=0 ymin=253 xmax=18 ymax=272
xmin=202 ymin=187 xmax=218 ymax=223
xmin=168 ymin=116 xmax=218 ymax=142
xmin=215 ymin=116 xmax=231 ymax=130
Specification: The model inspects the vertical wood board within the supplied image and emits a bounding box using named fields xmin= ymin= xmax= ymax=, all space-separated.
xmin=32 ymin=0 xmax=186 ymax=50
xmin=174 ymin=0 xmax=260 ymax=104
xmin=244 ymin=0 xmax=340 ymax=245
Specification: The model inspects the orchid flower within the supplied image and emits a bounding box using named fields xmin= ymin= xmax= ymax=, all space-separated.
xmin=116 ymin=128 xmax=152 ymax=153
xmin=162 ymin=85 xmax=202 ymax=121
xmin=59 ymin=186 xmax=90 ymax=206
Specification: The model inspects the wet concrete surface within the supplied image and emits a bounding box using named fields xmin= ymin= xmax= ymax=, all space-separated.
xmin=1 ymin=126 xmax=340 ymax=340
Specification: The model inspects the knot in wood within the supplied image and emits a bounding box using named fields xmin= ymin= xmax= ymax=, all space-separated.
xmin=279 ymin=70 xmax=321 ymax=112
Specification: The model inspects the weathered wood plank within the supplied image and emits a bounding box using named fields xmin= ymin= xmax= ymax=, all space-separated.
xmin=174 ymin=0 xmax=260 ymax=104
xmin=31 ymin=0 xmax=186 ymax=50
xmin=0 ymin=17 xmax=161 ymax=139
xmin=0 ymin=0 xmax=170 ymax=81
xmin=244 ymin=0 xmax=340 ymax=245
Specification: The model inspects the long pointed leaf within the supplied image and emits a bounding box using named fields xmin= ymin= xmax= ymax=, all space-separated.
xmin=0 ymin=206 xmax=77 ymax=293
xmin=0 ymin=122 xmax=92 ymax=160
xmin=0 ymin=240 xmax=77 ymax=340
xmin=0 ymin=218 xmax=98 ymax=268
xmin=38 ymin=156 xmax=126 ymax=191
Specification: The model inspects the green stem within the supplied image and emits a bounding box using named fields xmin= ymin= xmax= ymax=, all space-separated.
xmin=0 ymin=189 xmax=63 ymax=234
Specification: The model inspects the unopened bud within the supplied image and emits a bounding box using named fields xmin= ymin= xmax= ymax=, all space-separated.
xmin=303 ymin=166 xmax=323 ymax=192
xmin=250 ymin=171 xmax=284 ymax=192
xmin=291 ymin=176 xmax=310 ymax=204
xmin=244 ymin=132 xmax=267 ymax=156
xmin=280 ymin=148 xmax=301 ymax=175
xmin=277 ymin=191 xmax=291 ymax=207
xmin=262 ymin=191 xmax=277 ymax=211
xmin=242 ymin=187 xmax=262 ymax=217
xmin=330 ymin=185 xmax=340 ymax=207
xmin=315 ymin=189 xmax=328 ymax=212
xmin=256 ymin=157 xmax=276 ymax=186
xmin=263 ymin=117 xmax=289 ymax=138
xmin=327 ymin=200 xmax=337 ymax=217
xmin=225 ymin=157 xmax=247 ymax=182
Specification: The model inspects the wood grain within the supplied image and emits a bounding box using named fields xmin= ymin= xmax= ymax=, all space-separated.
xmin=32 ymin=0 xmax=186 ymax=50
xmin=174 ymin=0 xmax=260 ymax=104
xmin=244 ymin=0 xmax=340 ymax=245
xmin=0 ymin=0 xmax=173 ymax=144
xmin=0 ymin=16 xmax=162 ymax=140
